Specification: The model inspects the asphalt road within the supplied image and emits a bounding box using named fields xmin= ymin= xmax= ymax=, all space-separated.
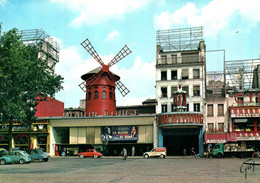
xmin=0 ymin=157 xmax=260 ymax=183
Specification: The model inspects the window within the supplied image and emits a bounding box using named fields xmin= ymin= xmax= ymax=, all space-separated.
xmin=182 ymin=69 xmax=188 ymax=79
xmin=182 ymin=86 xmax=189 ymax=96
xmin=194 ymin=103 xmax=200 ymax=112
xmin=171 ymin=55 xmax=177 ymax=64
xmin=171 ymin=86 xmax=177 ymax=97
xmin=208 ymin=123 xmax=214 ymax=132
xmin=207 ymin=104 xmax=213 ymax=117
xmin=161 ymin=105 xmax=167 ymax=113
xmin=88 ymin=92 xmax=91 ymax=100
xmin=218 ymin=104 xmax=224 ymax=116
xmin=186 ymin=104 xmax=189 ymax=111
xmin=233 ymin=119 xmax=254 ymax=132
xmin=218 ymin=123 xmax=224 ymax=132
xmin=161 ymin=87 xmax=167 ymax=98
xmin=193 ymin=85 xmax=200 ymax=96
xmin=109 ymin=92 xmax=113 ymax=100
xmin=161 ymin=71 xmax=167 ymax=81
xmin=94 ymin=91 xmax=99 ymax=99
xmin=193 ymin=69 xmax=200 ymax=79
xmin=171 ymin=70 xmax=177 ymax=80
xmin=161 ymin=55 xmax=167 ymax=64
xmin=102 ymin=91 xmax=107 ymax=99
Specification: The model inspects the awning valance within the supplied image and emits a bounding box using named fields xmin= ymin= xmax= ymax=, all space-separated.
xmin=230 ymin=107 xmax=260 ymax=118
xmin=205 ymin=134 xmax=227 ymax=144
xmin=236 ymin=132 xmax=260 ymax=141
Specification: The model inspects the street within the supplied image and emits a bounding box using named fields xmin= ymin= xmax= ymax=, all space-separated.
xmin=0 ymin=157 xmax=259 ymax=183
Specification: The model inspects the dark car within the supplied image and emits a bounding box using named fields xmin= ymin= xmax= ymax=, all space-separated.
xmin=78 ymin=149 xmax=102 ymax=158
xmin=27 ymin=149 xmax=50 ymax=162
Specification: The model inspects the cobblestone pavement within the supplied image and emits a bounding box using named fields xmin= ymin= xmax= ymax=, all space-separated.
xmin=0 ymin=156 xmax=259 ymax=183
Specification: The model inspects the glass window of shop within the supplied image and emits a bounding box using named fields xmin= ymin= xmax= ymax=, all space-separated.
xmin=233 ymin=118 xmax=255 ymax=132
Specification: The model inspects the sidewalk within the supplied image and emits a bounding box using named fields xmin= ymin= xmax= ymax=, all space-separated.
xmin=52 ymin=155 xmax=198 ymax=159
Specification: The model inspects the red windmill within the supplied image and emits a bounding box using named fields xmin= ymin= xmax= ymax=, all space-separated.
xmin=79 ymin=38 xmax=132 ymax=116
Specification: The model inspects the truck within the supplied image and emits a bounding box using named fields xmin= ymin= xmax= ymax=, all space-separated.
xmin=211 ymin=143 xmax=255 ymax=158
xmin=143 ymin=147 xmax=166 ymax=158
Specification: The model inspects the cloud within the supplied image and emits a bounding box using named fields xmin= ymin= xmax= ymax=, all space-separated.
xmin=154 ymin=0 xmax=260 ymax=37
xmin=55 ymin=45 xmax=155 ymax=107
xmin=0 ymin=0 xmax=6 ymax=6
xmin=51 ymin=0 xmax=155 ymax=27
xmin=110 ymin=56 xmax=156 ymax=106
xmin=105 ymin=30 xmax=120 ymax=42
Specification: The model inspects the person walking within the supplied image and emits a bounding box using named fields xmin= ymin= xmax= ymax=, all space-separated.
xmin=121 ymin=148 xmax=127 ymax=160
xmin=132 ymin=146 xmax=135 ymax=156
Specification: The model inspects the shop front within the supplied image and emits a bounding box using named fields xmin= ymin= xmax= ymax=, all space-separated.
xmin=0 ymin=120 xmax=50 ymax=152
xmin=157 ymin=112 xmax=204 ymax=156
xmin=229 ymin=106 xmax=260 ymax=151
xmin=50 ymin=115 xmax=155 ymax=156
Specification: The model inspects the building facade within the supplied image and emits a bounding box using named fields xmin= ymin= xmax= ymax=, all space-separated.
xmin=155 ymin=27 xmax=206 ymax=156
xmin=49 ymin=115 xmax=156 ymax=156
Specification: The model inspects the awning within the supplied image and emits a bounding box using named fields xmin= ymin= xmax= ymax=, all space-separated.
xmin=236 ymin=132 xmax=260 ymax=141
xmin=205 ymin=134 xmax=227 ymax=144
xmin=230 ymin=108 xmax=260 ymax=118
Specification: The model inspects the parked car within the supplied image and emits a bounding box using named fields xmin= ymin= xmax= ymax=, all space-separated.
xmin=0 ymin=150 xmax=32 ymax=165
xmin=27 ymin=149 xmax=50 ymax=162
xmin=0 ymin=148 xmax=8 ymax=157
xmin=78 ymin=149 xmax=102 ymax=158
xmin=143 ymin=147 xmax=166 ymax=158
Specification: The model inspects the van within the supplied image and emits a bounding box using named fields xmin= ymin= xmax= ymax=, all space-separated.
xmin=143 ymin=147 xmax=166 ymax=158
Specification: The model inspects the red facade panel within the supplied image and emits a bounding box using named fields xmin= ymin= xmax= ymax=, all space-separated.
xmin=35 ymin=97 xmax=64 ymax=117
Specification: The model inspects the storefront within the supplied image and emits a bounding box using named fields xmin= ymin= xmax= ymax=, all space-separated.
xmin=50 ymin=115 xmax=155 ymax=156
xmin=157 ymin=112 xmax=204 ymax=156
xmin=0 ymin=120 xmax=51 ymax=152
xmin=229 ymin=106 xmax=260 ymax=151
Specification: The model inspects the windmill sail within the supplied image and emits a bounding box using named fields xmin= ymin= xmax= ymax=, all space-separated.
xmin=108 ymin=45 xmax=132 ymax=67
xmin=81 ymin=38 xmax=104 ymax=65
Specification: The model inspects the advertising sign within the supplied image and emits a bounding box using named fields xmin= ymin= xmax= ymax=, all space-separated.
xmin=101 ymin=126 xmax=138 ymax=141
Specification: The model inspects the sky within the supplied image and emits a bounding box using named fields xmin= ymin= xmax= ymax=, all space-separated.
xmin=1 ymin=0 xmax=260 ymax=108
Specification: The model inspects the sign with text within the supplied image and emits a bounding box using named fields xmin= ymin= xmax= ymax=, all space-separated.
xmin=101 ymin=126 xmax=138 ymax=141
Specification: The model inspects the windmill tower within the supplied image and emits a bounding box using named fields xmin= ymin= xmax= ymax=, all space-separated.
xmin=79 ymin=38 xmax=132 ymax=116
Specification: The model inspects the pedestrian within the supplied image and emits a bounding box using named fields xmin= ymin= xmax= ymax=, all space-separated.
xmin=121 ymin=148 xmax=127 ymax=160
xmin=183 ymin=148 xmax=186 ymax=156
xmin=132 ymin=146 xmax=135 ymax=156
xmin=191 ymin=147 xmax=199 ymax=158
xmin=66 ymin=149 xmax=69 ymax=157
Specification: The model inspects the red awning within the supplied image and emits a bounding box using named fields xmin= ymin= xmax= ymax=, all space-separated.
xmin=227 ymin=133 xmax=237 ymax=142
xmin=230 ymin=107 xmax=260 ymax=117
xmin=205 ymin=134 xmax=227 ymax=144
xmin=235 ymin=132 xmax=260 ymax=141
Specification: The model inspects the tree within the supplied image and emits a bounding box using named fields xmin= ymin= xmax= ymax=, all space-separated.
xmin=0 ymin=25 xmax=63 ymax=151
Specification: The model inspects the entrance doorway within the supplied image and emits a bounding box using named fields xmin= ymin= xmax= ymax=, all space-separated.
xmin=164 ymin=135 xmax=199 ymax=156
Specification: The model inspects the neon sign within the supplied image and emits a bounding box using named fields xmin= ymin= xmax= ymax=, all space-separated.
xmin=234 ymin=93 xmax=260 ymax=103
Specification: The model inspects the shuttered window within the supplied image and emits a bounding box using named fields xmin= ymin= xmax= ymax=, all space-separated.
xmin=207 ymin=104 xmax=213 ymax=116
xmin=218 ymin=104 xmax=224 ymax=116
xmin=182 ymin=69 xmax=188 ymax=79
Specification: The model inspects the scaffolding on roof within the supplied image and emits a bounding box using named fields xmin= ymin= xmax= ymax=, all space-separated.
xmin=206 ymin=71 xmax=224 ymax=97
xmin=156 ymin=27 xmax=204 ymax=52
xmin=17 ymin=29 xmax=60 ymax=63
xmin=225 ymin=59 xmax=260 ymax=92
